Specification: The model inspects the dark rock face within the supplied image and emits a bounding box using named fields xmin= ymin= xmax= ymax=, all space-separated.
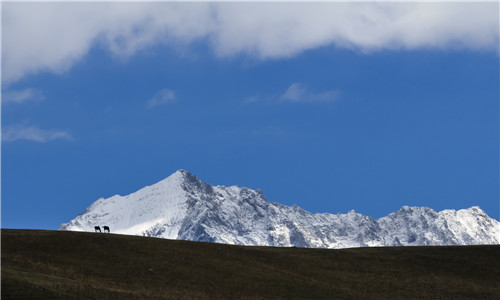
xmin=180 ymin=170 xmax=215 ymax=198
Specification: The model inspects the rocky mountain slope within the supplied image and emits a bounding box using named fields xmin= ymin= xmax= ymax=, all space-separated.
xmin=60 ymin=170 xmax=500 ymax=248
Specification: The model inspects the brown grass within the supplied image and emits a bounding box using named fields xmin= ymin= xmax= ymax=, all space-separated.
xmin=2 ymin=229 xmax=499 ymax=299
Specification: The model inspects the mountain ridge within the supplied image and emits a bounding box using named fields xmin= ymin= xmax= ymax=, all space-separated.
xmin=60 ymin=169 xmax=500 ymax=248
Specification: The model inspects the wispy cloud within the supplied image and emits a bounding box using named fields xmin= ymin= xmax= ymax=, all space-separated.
xmin=147 ymin=89 xmax=176 ymax=108
xmin=2 ymin=88 xmax=44 ymax=104
xmin=280 ymin=83 xmax=340 ymax=103
xmin=3 ymin=3 xmax=498 ymax=83
xmin=243 ymin=95 xmax=261 ymax=104
xmin=2 ymin=125 xmax=73 ymax=142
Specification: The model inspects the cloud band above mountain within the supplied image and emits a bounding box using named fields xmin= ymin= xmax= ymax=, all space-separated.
xmin=3 ymin=2 xmax=498 ymax=83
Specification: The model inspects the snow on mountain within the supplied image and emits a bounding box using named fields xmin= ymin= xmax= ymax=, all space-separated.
xmin=59 ymin=170 xmax=500 ymax=248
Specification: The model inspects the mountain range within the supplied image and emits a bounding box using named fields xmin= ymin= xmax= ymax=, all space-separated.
xmin=59 ymin=170 xmax=500 ymax=248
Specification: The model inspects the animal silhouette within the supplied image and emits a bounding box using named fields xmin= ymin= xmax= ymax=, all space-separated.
xmin=94 ymin=226 xmax=101 ymax=233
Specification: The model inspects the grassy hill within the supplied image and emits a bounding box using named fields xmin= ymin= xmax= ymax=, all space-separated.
xmin=2 ymin=229 xmax=499 ymax=299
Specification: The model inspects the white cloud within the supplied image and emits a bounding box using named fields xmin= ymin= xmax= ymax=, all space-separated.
xmin=2 ymin=125 xmax=73 ymax=142
xmin=147 ymin=89 xmax=176 ymax=107
xmin=2 ymin=3 xmax=215 ymax=83
xmin=2 ymin=3 xmax=498 ymax=83
xmin=211 ymin=3 xmax=499 ymax=58
xmin=281 ymin=83 xmax=339 ymax=103
xmin=2 ymin=88 xmax=45 ymax=104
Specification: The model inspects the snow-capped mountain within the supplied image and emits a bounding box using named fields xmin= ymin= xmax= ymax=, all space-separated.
xmin=59 ymin=170 xmax=500 ymax=248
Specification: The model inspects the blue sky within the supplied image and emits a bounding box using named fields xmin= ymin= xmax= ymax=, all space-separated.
xmin=2 ymin=2 xmax=499 ymax=230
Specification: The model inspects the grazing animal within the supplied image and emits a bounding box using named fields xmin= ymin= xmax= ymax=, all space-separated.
xmin=94 ymin=226 xmax=101 ymax=233
xmin=103 ymin=226 xmax=110 ymax=233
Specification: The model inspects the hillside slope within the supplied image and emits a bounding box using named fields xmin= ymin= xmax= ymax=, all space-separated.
xmin=2 ymin=229 xmax=500 ymax=299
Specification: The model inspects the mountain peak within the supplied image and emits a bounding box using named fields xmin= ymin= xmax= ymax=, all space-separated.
xmin=169 ymin=169 xmax=192 ymax=180
xmin=395 ymin=206 xmax=436 ymax=214
xmin=170 ymin=169 xmax=202 ymax=183
xmin=173 ymin=169 xmax=190 ymax=175
xmin=463 ymin=206 xmax=485 ymax=214
xmin=59 ymin=170 xmax=500 ymax=248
